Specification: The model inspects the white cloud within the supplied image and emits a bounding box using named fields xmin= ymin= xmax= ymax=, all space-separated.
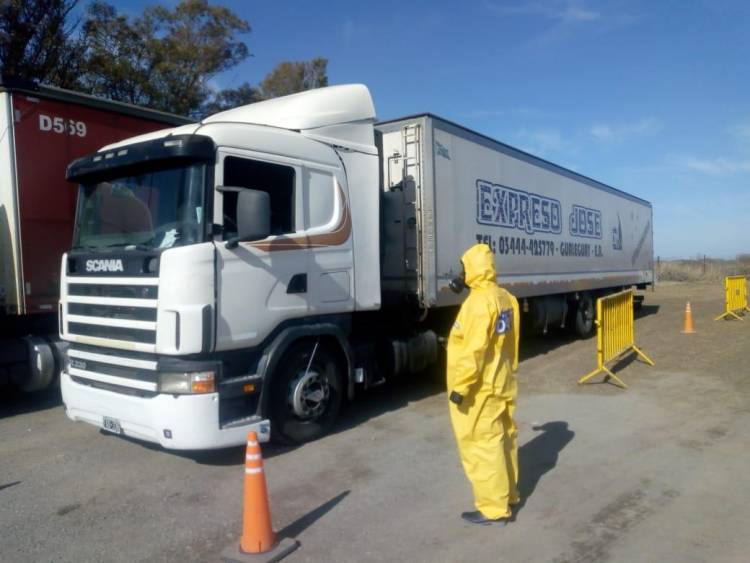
xmin=669 ymin=121 xmax=750 ymax=176
xmin=590 ymin=118 xmax=662 ymax=142
xmin=341 ymin=20 xmax=356 ymax=42
xmin=206 ymin=78 xmax=222 ymax=93
xmin=485 ymin=0 xmax=600 ymax=22
xmin=560 ymin=4 xmax=600 ymax=21
xmin=455 ymin=107 xmax=548 ymax=119
xmin=514 ymin=127 xmax=578 ymax=157
xmin=485 ymin=1 xmax=639 ymax=49
xmin=729 ymin=122 xmax=750 ymax=144
xmin=681 ymin=157 xmax=750 ymax=175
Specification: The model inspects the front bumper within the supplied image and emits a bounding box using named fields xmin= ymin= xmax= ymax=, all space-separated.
xmin=61 ymin=371 xmax=270 ymax=449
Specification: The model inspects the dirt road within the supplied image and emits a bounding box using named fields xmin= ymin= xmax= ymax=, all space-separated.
xmin=1 ymin=281 xmax=749 ymax=562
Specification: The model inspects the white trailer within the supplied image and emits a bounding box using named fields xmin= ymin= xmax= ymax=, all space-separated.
xmin=378 ymin=114 xmax=653 ymax=334
xmin=58 ymin=85 xmax=653 ymax=449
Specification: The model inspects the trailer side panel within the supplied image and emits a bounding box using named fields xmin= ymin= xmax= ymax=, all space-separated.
xmin=11 ymin=93 xmax=172 ymax=314
xmin=377 ymin=115 xmax=654 ymax=308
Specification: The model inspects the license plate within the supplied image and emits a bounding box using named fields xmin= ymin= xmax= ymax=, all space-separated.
xmin=102 ymin=416 xmax=122 ymax=435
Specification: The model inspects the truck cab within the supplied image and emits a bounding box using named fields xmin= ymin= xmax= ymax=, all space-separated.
xmin=60 ymin=85 xmax=381 ymax=448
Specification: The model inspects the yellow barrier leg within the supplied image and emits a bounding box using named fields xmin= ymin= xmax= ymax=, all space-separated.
xmin=602 ymin=367 xmax=628 ymax=389
xmin=578 ymin=366 xmax=628 ymax=389
xmin=632 ymin=345 xmax=655 ymax=366
xmin=602 ymin=366 xmax=628 ymax=389
xmin=578 ymin=366 xmax=604 ymax=385
xmin=714 ymin=310 xmax=744 ymax=321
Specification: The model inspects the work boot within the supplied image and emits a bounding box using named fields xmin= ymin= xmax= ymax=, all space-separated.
xmin=461 ymin=511 xmax=508 ymax=526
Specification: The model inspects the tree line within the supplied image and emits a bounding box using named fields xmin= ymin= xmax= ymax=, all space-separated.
xmin=0 ymin=0 xmax=328 ymax=117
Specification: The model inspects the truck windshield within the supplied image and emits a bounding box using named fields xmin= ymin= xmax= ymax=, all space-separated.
xmin=73 ymin=163 xmax=206 ymax=251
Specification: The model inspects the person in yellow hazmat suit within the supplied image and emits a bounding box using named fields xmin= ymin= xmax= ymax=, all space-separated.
xmin=446 ymin=243 xmax=520 ymax=526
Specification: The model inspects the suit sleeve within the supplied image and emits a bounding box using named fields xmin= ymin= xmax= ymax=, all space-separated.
xmin=449 ymin=298 xmax=494 ymax=396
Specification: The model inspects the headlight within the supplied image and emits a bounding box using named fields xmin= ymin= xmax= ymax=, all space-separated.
xmin=159 ymin=371 xmax=216 ymax=394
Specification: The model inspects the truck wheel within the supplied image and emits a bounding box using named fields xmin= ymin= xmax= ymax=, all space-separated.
xmin=269 ymin=341 xmax=344 ymax=445
xmin=12 ymin=336 xmax=57 ymax=392
xmin=573 ymin=293 xmax=595 ymax=337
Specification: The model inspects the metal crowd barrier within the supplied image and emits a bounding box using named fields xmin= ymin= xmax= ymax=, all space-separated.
xmin=578 ymin=289 xmax=654 ymax=389
xmin=714 ymin=275 xmax=750 ymax=321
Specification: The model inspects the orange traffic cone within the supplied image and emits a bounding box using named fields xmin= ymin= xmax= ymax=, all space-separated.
xmin=681 ymin=302 xmax=696 ymax=334
xmin=240 ymin=431 xmax=276 ymax=553
xmin=222 ymin=432 xmax=299 ymax=562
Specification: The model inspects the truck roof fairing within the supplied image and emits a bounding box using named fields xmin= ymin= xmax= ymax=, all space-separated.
xmin=203 ymin=84 xmax=376 ymax=130
xmin=97 ymin=85 xmax=379 ymax=156
xmin=203 ymin=84 xmax=378 ymax=155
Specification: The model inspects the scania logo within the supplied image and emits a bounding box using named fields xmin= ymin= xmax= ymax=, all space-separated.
xmin=85 ymin=259 xmax=124 ymax=273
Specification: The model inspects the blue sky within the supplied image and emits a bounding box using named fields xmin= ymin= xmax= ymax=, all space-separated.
xmin=117 ymin=0 xmax=749 ymax=258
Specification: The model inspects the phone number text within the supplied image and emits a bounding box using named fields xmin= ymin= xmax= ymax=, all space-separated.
xmin=475 ymin=233 xmax=604 ymax=258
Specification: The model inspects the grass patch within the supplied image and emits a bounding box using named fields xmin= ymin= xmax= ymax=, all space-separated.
xmin=657 ymin=254 xmax=750 ymax=282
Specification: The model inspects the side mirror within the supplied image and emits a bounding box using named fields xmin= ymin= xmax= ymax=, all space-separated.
xmin=218 ymin=186 xmax=271 ymax=249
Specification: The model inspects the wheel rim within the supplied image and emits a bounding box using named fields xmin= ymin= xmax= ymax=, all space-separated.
xmin=583 ymin=299 xmax=593 ymax=322
xmin=288 ymin=368 xmax=331 ymax=421
xmin=581 ymin=296 xmax=594 ymax=331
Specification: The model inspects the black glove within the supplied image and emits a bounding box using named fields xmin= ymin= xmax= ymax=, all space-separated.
xmin=449 ymin=391 xmax=463 ymax=405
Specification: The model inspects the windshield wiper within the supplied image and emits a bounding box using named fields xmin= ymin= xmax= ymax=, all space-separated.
xmin=103 ymin=242 xmax=151 ymax=251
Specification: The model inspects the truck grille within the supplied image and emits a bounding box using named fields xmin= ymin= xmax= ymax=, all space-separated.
xmin=68 ymin=322 xmax=156 ymax=344
xmin=67 ymin=303 xmax=157 ymax=322
xmin=68 ymin=284 xmax=158 ymax=299
xmin=67 ymin=343 xmax=159 ymax=394
xmin=63 ymin=277 xmax=158 ymax=352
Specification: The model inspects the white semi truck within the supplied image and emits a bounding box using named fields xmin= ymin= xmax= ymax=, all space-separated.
xmin=59 ymin=84 xmax=653 ymax=448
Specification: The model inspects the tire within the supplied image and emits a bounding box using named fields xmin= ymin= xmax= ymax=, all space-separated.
xmin=573 ymin=293 xmax=595 ymax=337
xmin=269 ymin=341 xmax=345 ymax=445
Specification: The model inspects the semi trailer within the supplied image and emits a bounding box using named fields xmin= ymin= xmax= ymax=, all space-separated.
xmin=59 ymin=84 xmax=653 ymax=448
xmin=0 ymin=79 xmax=191 ymax=393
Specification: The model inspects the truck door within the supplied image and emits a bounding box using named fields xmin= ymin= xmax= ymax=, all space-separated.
xmin=213 ymin=150 xmax=309 ymax=350
xmin=213 ymin=151 xmax=354 ymax=351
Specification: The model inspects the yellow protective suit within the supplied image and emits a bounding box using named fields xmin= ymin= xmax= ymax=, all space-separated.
xmin=447 ymin=243 xmax=520 ymax=520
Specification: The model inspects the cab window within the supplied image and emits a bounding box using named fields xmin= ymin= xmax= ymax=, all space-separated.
xmin=304 ymin=168 xmax=335 ymax=229
xmin=222 ymin=156 xmax=295 ymax=238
